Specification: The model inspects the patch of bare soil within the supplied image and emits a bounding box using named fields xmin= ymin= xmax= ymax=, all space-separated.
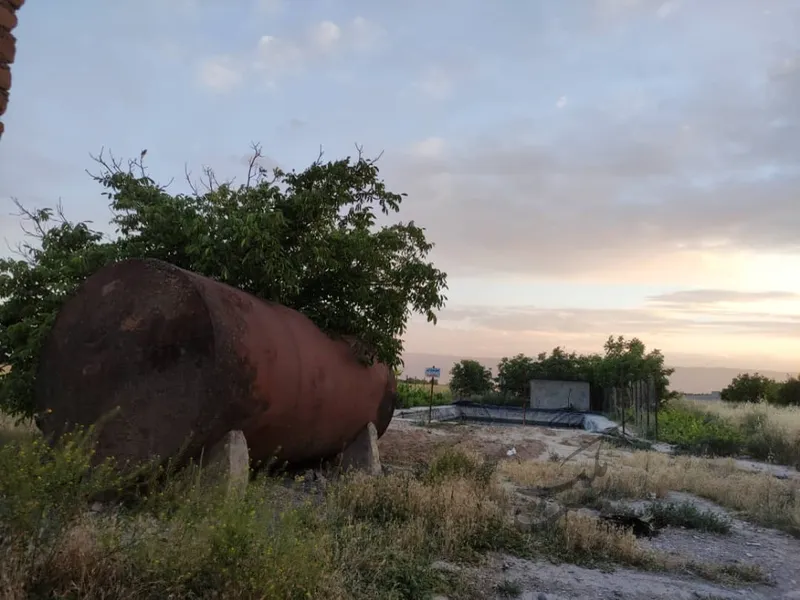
xmin=475 ymin=553 xmax=780 ymax=600
xmin=472 ymin=493 xmax=800 ymax=600
xmin=379 ymin=420 xmax=548 ymax=465
xmin=377 ymin=422 xmax=458 ymax=465
xmin=382 ymin=419 xmax=800 ymax=599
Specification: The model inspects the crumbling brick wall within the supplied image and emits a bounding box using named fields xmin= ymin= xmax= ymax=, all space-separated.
xmin=0 ymin=0 xmax=24 ymax=140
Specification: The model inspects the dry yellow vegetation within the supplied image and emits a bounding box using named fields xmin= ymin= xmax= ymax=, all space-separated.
xmin=682 ymin=397 xmax=800 ymax=439
xmin=502 ymin=449 xmax=800 ymax=534
xmin=0 ymin=425 xmax=768 ymax=599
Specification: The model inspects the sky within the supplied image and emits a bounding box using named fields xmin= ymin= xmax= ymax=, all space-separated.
xmin=1 ymin=0 xmax=800 ymax=372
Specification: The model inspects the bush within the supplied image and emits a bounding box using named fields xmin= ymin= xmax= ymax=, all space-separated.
xmin=0 ymin=430 xmax=337 ymax=599
xmin=658 ymin=401 xmax=800 ymax=467
xmin=657 ymin=405 xmax=744 ymax=456
xmin=449 ymin=360 xmax=494 ymax=398
xmin=395 ymin=383 xmax=452 ymax=408
xmin=646 ymin=501 xmax=732 ymax=534
xmin=467 ymin=391 xmax=528 ymax=407
xmin=738 ymin=411 xmax=800 ymax=467
xmin=720 ymin=373 xmax=780 ymax=404
xmin=0 ymin=432 xmax=533 ymax=599
xmin=774 ymin=376 xmax=800 ymax=407
xmin=423 ymin=447 xmax=496 ymax=488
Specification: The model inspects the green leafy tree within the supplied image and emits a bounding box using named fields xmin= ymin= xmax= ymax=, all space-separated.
xmin=720 ymin=372 xmax=779 ymax=404
xmin=530 ymin=347 xmax=595 ymax=382
xmin=595 ymin=336 xmax=677 ymax=403
xmin=773 ymin=375 xmax=800 ymax=406
xmin=449 ymin=359 xmax=493 ymax=398
xmin=495 ymin=354 xmax=536 ymax=399
xmin=0 ymin=146 xmax=448 ymax=418
xmin=494 ymin=336 xmax=675 ymax=405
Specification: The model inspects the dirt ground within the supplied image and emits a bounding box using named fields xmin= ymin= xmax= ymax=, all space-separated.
xmin=379 ymin=419 xmax=800 ymax=600
xmin=378 ymin=420 xmax=596 ymax=467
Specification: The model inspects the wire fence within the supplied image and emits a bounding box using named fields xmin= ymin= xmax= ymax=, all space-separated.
xmin=603 ymin=376 xmax=659 ymax=441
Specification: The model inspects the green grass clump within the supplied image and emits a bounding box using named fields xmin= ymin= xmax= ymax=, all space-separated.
xmin=646 ymin=501 xmax=732 ymax=534
xmin=657 ymin=405 xmax=745 ymax=456
xmin=496 ymin=578 xmax=523 ymax=598
xmin=658 ymin=400 xmax=800 ymax=467
xmin=738 ymin=411 xmax=800 ymax=467
xmin=395 ymin=382 xmax=452 ymax=408
xmin=0 ymin=430 xmax=533 ymax=599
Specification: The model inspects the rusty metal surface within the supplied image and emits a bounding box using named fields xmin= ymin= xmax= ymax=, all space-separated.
xmin=0 ymin=0 xmax=24 ymax=140
xmin=35 ymin=258 xmax=396 ymax=469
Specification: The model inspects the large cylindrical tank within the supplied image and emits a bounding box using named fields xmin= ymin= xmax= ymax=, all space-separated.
xmin=34 ymin=258 xmax=396 ymax=469
xmin=0 ymin=0 xmax=24 ymax=140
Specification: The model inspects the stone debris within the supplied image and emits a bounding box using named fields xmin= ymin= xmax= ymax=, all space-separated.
xmin=204 ymin=429 xmax=249 ymax=498
xmin=339 ymin=421 xmax=382 ymax=476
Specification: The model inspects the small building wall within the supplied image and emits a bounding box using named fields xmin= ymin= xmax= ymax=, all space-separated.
xmin=529 ymin=379 xmax=590 ymax=411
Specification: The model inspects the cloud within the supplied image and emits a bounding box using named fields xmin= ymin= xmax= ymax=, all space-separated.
xmin=436 ymin=304 xmax=800 ymax=339
xmin=595 ymin=0 xmax=679 ymax=21
xmin=350 ymin=16 xmax=387 ymax=50
xmin=381 ymin=5 xmax=800 ymax=283
xmin=310 ymin=21 xmax=342 ymax=51
xmin=656 ymin=1 xmax=679 ymax=19
xmin=408 ymin=137 xmax=446 ymax=160
xmin=555 ymin=95 xmax=567 ymax=109
xmin=648 ymin=289 xmax=800 ymax=305
xmin=197 ymin=17 xmax=385 ymax=90
xmin=413 ymin=66 xmax=454 ymax=101
xmin=254 ymin=0 xmax=282 ymax=15
xmin=253 ymin=34 xmax=306 ymax=83
xmin=196 ymin=56 xmax=244 ymax=93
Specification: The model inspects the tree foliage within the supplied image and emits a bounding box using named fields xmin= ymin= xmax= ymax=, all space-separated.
xmin=774 ymin=376 xmax=800 ymax=407
xmin=448 ymin=359 xmax=494 ymax=398
xmin=0 ymin=146 xmax=448 ymax=418
xmin=495 ymin=354 xmax=537 ymax=399
xmin=720 ymin=373 xmax=780 ymax=404
xmin=720 ymin=372 xmax=800 ymax=406
xmin=494 ymin=336 xmax=676 ymax=402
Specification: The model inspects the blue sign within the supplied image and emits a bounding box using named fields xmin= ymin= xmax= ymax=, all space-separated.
xmin=425 ymin=367 xmax=441 ymax=379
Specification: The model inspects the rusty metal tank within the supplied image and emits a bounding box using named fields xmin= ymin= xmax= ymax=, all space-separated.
xmin=0 ymin=0 xmax=24 ymax=140
xmin=34 ymin=258 xmax=396 ymax=469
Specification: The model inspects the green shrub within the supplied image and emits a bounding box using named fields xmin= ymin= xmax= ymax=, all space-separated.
xmin=739 ymin=412 xmax=800 ymax=467
xmin=0 ymin=430 xmax=336 ymax=599
xmin=424 ymin=447 xmax=496 ymax=488
xmin=657 ymin=402 xmax=800 ymax=467
xmin=656 ymin=406 xmax=744 ymax=456
xmin=0 ymin=430 xmax=529 ymax=599
xmin=468 ymin=391 xmax=528 ymax=407
xmin=647 ymin=501 xmax=732 ymax=534
xmin=396 ymin=382 xmax=451 ymax=408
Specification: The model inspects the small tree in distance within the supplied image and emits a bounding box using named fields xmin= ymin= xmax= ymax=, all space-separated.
xmin=771 ymin=374 xmax=800 ymax=406
xmin=449 ymin=359 xmax=493 ymax=399
xmin=720 ymin=372 xmax=779 ymax=404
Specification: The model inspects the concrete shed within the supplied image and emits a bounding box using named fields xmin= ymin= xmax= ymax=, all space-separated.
xmin=529 ymin=379 xmax=590 ymax=411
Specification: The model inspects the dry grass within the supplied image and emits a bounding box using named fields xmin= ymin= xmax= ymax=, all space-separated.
xmin=662 ymin=397 xmax=800 ymax=468
xmin=0 ymin=424 xmax=768 ymax=599
xmin=682 ymin=397 xmax=800 ymax=439
xmin=0 ymin=436 xmax=524 ymax=600
xmin=502 ymin=450 xmax=800 ymax=535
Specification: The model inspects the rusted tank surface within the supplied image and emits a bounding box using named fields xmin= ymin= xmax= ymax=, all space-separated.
xmin=0 ymin=0 xmax=24 ymax=140
xmin=34 ymin=258 xmax=396 ymax=469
